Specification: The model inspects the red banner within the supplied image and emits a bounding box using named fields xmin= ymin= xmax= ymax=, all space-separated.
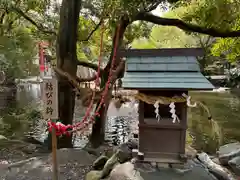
xmin=38 ymin=41 xmax=49 ymax=72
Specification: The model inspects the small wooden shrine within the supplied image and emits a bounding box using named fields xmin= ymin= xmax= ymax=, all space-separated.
xmin=119 ymin=48 xmax=214 ymax=163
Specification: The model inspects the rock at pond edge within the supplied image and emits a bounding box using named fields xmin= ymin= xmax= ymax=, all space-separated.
xmin=228 ymin=156 xmax=240 ymax=176
xmin=85 ymin=170 xmax=102 ymax=180
xmin=101 ymin=151 xmax=119 ymax=178
xmin=198 ymin=152 xmax=236 ymax=180
xmin=93 ymin=155 xmax=109 ymax=170
xmin=109 ymin=162 xmax=144 ymax=180
xmin=218 ymin=142 xmax=240 ymax=165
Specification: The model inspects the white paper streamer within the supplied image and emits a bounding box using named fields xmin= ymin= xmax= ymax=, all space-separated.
xmin=169 ymin=102 xmax=180 ymax=123
xmin=154 ymin=100 xmax=161 ymax=122
xmin=182 ymin=93 xmax=197 ymax=107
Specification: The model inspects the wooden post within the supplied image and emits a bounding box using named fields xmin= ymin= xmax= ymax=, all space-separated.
xmin=51 ymin=119 xmax=58 ymax=180
xmin=42 ymin=76 xmax=59 ymax=180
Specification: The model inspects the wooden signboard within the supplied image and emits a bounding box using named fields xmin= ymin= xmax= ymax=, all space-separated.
xmin=42 ymin=77 xmax=59 ymax=119
xmin=42 ymin=76 xmax=59 ymax=180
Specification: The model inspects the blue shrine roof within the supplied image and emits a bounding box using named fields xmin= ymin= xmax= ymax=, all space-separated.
xmin=121 ymin=48 xmax=214 ymax=90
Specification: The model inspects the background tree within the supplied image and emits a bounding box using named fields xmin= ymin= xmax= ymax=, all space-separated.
xmin=0 ymin=28 xmax=38 ymax=83
xmin=0 ymin=0 xmax=45 ymax=83
xmin=179 ymin=0 xmax=240 ymax=63
xmin=131 ymin=5 xmax=226 ymax=75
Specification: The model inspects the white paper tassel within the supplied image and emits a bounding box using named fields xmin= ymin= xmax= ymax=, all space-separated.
xmin=154 ymin=100 xmax=161 ymax=122
xmin=182 ymin=93 xmax=197 ymax=107
xmin=169 ymin=102 xmax=180 ymax=123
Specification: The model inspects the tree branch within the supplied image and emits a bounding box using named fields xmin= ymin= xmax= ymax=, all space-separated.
xmin=77 ymin=60 xmax=104 ymax=73
xmin=76 ymin=75 xmax=97 ymax=83
xmin=199 ymin=36 xmax=212 ymax=49
xmin=79 ymin=20 xmax=103 ymax=42
xmin=109 ymin=60 xmax=125 ymax=83
xmin=135 ymin=12 xmax=240 ymax=37
xmin=54 ymin=60 xmax=125 ymax=107
xmin=81 ymin=60 xmax=125 ymax=106
xmin=54 ymin=67 xmax=79 ymax=86
xmin=104 ymin=16 xmax=130 ymax=72
xmin=54 ymin=65 xmax=97 ymax=83
xmin=54 ymin=66 xmax=104 ymax=107
xmin=12 ymin=7 xmax=56 ymax=35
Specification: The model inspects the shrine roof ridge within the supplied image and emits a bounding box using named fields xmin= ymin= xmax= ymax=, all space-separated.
xmin=117 ymin=48 xmax=204 ymax=58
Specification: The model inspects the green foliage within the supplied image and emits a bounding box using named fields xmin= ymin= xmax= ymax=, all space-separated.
xmin=181 ymin=0 xmax=239 ymax=29
xmin=77 ymin=15 xmax=152 ymax=64
xmin=131 ymin=3 xmax=232 ymax=76
xmin=132 ymin=6 xmax=199 ymax=49
xmin=124 ymin=22 xmax=152 ymax=46
xmin=83 ymin=0 xmax=166 ymax=21
xmin=0 ymin=0 xmax=56 ymax=80
xmin=0 ymin=27 xmax=38 ymax=80
xmin=77 ymin=16 xmax=114 ymax=63
xmin=180 ymin=0 xmax=240 ymax=62
xmin=132 ymin=38 xmax=157 ymax=49
xmin=211 ymin=37 xmax=240 ymax=63
xmin=0 ymin=103 xmax=41 ymax=138
xmin=78 ymin=0 xmax=184 ymax=62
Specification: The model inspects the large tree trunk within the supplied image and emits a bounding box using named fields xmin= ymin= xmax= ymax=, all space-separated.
xmin=90 ymin=17 xmax=129 ymax=148
xmin=90 ymin=74 xmax=111 ymax=148
xmin=54 ymin=0 xmax=81 ymax=148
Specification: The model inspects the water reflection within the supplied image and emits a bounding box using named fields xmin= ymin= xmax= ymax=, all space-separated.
xmin=188 ymin=91 xmax=240 ymax=153
xmin=1 ymin=82 xmax=137 ymax=147
xmin=16 ymin=83 xmax=41 ymax=107
xmin=105 ymin=116 xmax=131 ymax=146
xmin=228 ymin=96 xmax=240 ymax=111
xmin=106 ymin=101 xmax=138 ymax=145
xmin=1 ymin=81 xmax=240 ymax=152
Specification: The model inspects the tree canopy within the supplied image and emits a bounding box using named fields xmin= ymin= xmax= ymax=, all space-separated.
xmin=179 ymin=0 xmax=240 ymax=62
xmin=2 ymin=0 xmax=240 ymax=70
xmin=0 ymin=0 xmax=43 ymax=82
xmin=132 ymin=0 xmax=240 ymax=69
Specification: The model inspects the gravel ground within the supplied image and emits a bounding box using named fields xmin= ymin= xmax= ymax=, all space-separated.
xmin=0 ymin=142 xmax=96 ymax=180
xmin=1 ymin=162 xmax=93 ymax=180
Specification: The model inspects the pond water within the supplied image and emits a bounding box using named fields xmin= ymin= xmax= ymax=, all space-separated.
xmin=1 ymin=82 xmax=240 ymax=153
xmin=188 ymin=91 xmax=240 ymax=153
